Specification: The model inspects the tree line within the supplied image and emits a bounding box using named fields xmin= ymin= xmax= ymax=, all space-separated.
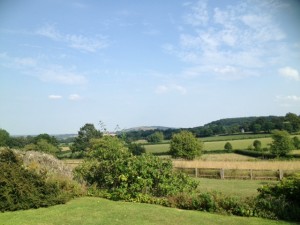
xmin=123 ymin=112 xmax=300 ymax=141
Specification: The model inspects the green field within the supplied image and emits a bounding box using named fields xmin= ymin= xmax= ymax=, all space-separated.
xmin=0 ymin=197 xmax=296 ymax=225
xmin=144 ymin=138 xmax=273 ymax=154
xmin=196 ymin=178 xmax=277 ymax=198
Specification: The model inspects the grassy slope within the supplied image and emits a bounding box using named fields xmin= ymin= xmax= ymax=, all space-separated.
xmin=0 ymin=197 xmax=297 ymax=225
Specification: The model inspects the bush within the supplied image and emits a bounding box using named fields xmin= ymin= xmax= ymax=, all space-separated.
xmin=224 ymin=142 xmax=233 ymax=151
xmin=0 ymin=149 xmax=69 ymax=211
xmin=75 ymin=136 xmax=198 ymax=200
xmin=168 ymin=191 xmax=254 ymax=217
xmin=256 ymin=173 xmax=300 ymax=221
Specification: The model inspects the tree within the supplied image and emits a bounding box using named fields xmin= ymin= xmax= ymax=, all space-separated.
xmin=292 ymin=136 xmax=300 ymax=149
xmin=169 ymin=131 xmax=203 ymax=160
xmin=128 ymin=143 xmax=146 ymax=155
xmin=0 ymin=129 xmax=10 ymax=147
xmin=34 ymin=134 xmax=59 ymax=147
xmin=285 ymin=113 xmax=300 ymax=132
xmin=146 ymin=131 xmax=164 ymax=143
xmin=23 ymin=139 xmax=60 ymax=155
xmin=253 ymin=140 xmax=262 ymax=151
xmin=224 ymin=142 xmax=233 ymax=151
xmin=71 ymin=123 xmax=102 ymax=153
xmin=270 ymin=130 xmax=293 ymax=157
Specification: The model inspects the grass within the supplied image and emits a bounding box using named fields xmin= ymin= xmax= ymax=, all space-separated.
xmin=200 ymin=153 xmax=257 ymax=161
xmin=196 ymin=178 xmax=277 ymax=198
xmin=144 ymin=137 xmax=273 ymax=154
xmin=0 ymin=197 xmax=297 ymax=225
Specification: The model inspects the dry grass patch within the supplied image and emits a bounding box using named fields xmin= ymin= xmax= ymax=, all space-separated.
xmin=173 ymin=159 xmax=300 ymax=170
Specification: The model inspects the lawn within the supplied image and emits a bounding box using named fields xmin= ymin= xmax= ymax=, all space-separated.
xmin=0 ymin=197 xmax=297 ymax=225
xmin=196 ymin=178 xmax=277 ymax=198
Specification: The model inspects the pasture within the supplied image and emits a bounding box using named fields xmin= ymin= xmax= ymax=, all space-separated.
xmin=0 ymin=197 xmax=296 ymax=225
xmin=196 ymin=178 xmax=277 ymax=198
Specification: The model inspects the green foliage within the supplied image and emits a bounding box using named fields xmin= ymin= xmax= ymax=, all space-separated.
xmin=75 ymin=136 xmax=198 ymax=200
xmin=224 ymin=142 xmax=233 ymax=151
xmin=71 ymin=123 xmax=102 ymax=153
xmin=292 ymin=136 xmax=300 ymax=149
xmin=146 ymin=131 xmax=164 ymax=143
xmin=256 ymin=173 xmax=300 ymax=221
xmin=23 ymin=139 xmax=60 ymax=155
xmin=270 ymin=130 xmax=293 ymax=157
xmin=0 ymin=128 xmax=10 ymax=147
xmin=253 ymin=140 xmax=262 ymax=151
xmin=168 ymin=192 xmax=254 ymax=217
xmin=128 ymin=143 xmax=146 ymax=155
xmin=169 ymin=131 xmax=203 ymax=160
xmin=0 ymin=149 xmax=70 ymax=211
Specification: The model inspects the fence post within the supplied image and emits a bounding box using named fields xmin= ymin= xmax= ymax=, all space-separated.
xmin=279 ymin=169 xmax=284 ymax=180
xmin=220 ymin=168 xmax=225 ymax=179
xmin=195 ymin=168 xmax=198 ymax=178
xmin=250 ymin=169 xmax=253 ymax=180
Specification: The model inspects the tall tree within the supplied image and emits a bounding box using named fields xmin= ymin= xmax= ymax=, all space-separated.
xmin=270 ymin=130 xmax=293 ymax=157
xmin=0 ymin=129 xmax=10 ymax=147
xmin=169 ymin=130 xmax=203 ymax=160
xmin=71 ymin=123 xmax=102 ymax=153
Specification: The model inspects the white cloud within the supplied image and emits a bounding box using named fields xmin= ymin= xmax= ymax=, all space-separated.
xmin=276 ymin=95 xmax=300 ymax=102
xmin=278 ymin=67 xmax=300 ymax=81
xmin=184 ymin=1 xmax=208 ymax=26
xmin=48 ymin=95 xmax=62 ymax=100
xmin=155 ymin=84 xmax=187 ymax=95
xmin=69 ymin=94 xmax=82 ymax=101
xmin=0 ymin=53 xmax=88 ymax=85
xmin=166 ymin=0 xmax=289 ymax=80
xmin=36 ymin=25 xmax=108 ymax=52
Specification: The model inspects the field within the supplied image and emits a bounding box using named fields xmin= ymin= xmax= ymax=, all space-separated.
xmin=144 ymin=135 xmax=300 ymax=153
xmin=0 ymin=197 xmax=297 ymax=225
xmin=196 ymin=178 xmax=277 ymax=198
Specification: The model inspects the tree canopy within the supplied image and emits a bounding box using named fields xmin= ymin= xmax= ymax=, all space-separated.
xmin=71 ymin=123 xmax=102 ymax=153
xmin=169 ymin=130 xmax=203 ymax=160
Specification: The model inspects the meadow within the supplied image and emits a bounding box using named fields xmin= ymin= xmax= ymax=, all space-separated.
xmin=196 ymin=178 xmax=277 ymax=198
xmin=0 ymin=197 xmax=297 ymax=225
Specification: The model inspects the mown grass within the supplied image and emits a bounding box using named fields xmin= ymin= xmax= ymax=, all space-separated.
xmin=196 ymin=178 xmax=278 ymax=198
xmin=0 ymin=197 xmax=297 ymax=225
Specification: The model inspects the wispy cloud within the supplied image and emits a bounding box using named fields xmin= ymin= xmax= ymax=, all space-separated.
xmin=48 ymin=95 xmax=62 ymax=100
xmin=0 ymin=53 xmax=88 ymax=85
xmin=278 ymin=67 xmax=300 ymax=81
xmin=36 ymin=25 xmax=109 ymax=52
xmin=69 ymin=94 xmax=82 ymax=101
xmin=165 ymin=0 xmax=289 ymax=80
xmin=276 ymin=95 xmax=300 ymax=107
xmin=155 ymin=84 xmax=187 ymax=95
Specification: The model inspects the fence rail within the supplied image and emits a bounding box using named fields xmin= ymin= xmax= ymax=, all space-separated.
xmin=174 ymin=167 xmax=299 ymax=180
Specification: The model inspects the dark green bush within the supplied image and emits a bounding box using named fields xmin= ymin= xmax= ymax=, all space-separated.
xmin=256 ymin=173 xmax=300 ymax=221
xmin=0 ymin=149 xmax=75 ymax=211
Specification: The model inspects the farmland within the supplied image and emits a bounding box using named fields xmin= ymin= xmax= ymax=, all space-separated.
xmin=0 ymin=197 xmax=296 ymax=225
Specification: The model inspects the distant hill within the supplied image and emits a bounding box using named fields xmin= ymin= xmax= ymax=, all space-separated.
xmin=123 ymin=126 xmax=174 ymax=132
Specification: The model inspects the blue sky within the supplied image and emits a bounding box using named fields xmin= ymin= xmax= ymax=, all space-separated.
xmin=0 ymin=0 xmax=300 ymax=135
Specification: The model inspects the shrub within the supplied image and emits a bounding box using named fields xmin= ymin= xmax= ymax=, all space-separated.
xmin=224 ymin=142 xmax=233 ymax=151
xmin=256 ymin=173 xmax=300 ymax=221
xmin=0 ymin=149 xmax=69 ymax=211
xmin=75 ymin=136 xmax=198 ymax=200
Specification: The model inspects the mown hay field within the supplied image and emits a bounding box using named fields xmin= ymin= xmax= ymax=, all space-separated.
xmin=173 ymin=159 xmax=300 ymax=170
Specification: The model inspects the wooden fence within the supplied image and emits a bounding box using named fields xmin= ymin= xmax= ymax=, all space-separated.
xmin=174 ymin=167 xmax=299 ymax=180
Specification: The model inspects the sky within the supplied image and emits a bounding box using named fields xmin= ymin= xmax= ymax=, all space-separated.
xmin=0 ymin=0 xmax=300 ymax=135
